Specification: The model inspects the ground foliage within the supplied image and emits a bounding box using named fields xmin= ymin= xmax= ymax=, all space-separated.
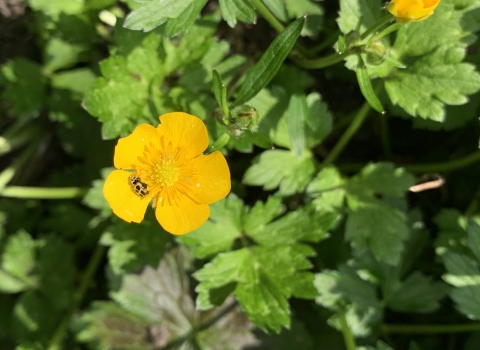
xmin=1 ymin=0 xmax=480 ymax=349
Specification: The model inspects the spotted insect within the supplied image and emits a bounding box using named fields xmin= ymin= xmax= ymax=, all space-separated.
xmin=129 ymin=175 xmax=149 ymax=197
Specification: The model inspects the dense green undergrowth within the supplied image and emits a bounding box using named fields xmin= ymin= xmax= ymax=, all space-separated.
xmin=1 ymin=0 xmax=480 ymax=349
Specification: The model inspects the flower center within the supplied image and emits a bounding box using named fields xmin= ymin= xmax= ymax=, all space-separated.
xmin=155 ymin=159 xmax=179 ymax=187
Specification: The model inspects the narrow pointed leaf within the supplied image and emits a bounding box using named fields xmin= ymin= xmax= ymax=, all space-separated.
xmin=212 ymin=69 xmax=229 ymax=117
xmin=233 ymin=17 xmax=305 ymax=107
xmin=356 ymin=54 xmax=384 ymax=113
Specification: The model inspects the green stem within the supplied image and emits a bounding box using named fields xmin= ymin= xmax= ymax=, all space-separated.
xmin=160 ymin=302 xmax=238 ymax=350
xmin=248 ymin=0 xmax=285 ymax=33
xmin=293 ymin=50 xmax=353 ymax=70
xmin=47 ymin=244 xmax=106 ymax=350
xmin=322 ymin=101 xmax=372 ymax=167
xmin=360 ymin=13 xmax=395 ymax=40
xmin=372 ymin=22 xmax=402 ymax=41
xmin=381 ymin=322 xmax=480 ymax=334
xmin=339 ymin=150 xmax=480 ymax=174
xmin=0 ymin=141 xmax=39 ymax=190
xmin=0 ymin=186 xmax=88 ymax=199
xmin=339 ymin=311 xmax=356 ymax=350
xmin=379 ymin=113 xmax=392 ymax=160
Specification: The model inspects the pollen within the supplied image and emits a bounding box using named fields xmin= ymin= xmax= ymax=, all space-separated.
xmin=155 ymin=160 xmax=179 ymax=187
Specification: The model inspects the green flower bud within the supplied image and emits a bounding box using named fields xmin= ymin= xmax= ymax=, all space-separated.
xmin=228 ymin=104 xmax=260 ymax=130
xmin=365 ymin=40 xmax=387 ymax=66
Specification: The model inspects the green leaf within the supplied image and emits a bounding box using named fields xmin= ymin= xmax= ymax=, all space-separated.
xmin=235 ymin=130 xmax=272 ymax=149
xmin=263 ymin=0 xmax=288 ymax=22
xmin=385 ymin=271 xmax=448 ymax=313
xmin=314 ymin=267 xmax=382 ymax=337
xmin=356 ymin=55 xmax=384 ymax=113
xmin=345 ymin=196 xmax=409 ymax=265
xmin=26 ymin=0 xmax=84 ymax=16
xmin=337 ymin=0 xmax=383 ymax=34
xmin=212 ymin=69 xmax=230 ymax=117
xmin=243 ymin=196 xmax=283 ymax=233
xmin=284 ymin=0 xmax=323 ymax=38
xmin=0 ymin=58 xmax=47 ymax=119
xmin=247 ymin=206 xmax=337 ymax=247
xmin=350 ymin=162 xmax=416 ymax=197
xmin=123 ymin=0 xmax=195 ymax=32
xmin=162 ymin=0 xmax=209 ymax=37
xmin=287 ymin=93 xmax=307 ymax=157
xmin=101 ymin=213 xmax=170 ymax=274
xmin=83 ymin=168 xmax=114 ymax=219
xmin=233 ymin=17 xmax=304 ymax=107
xmin=307 ymin=167 xmax=345 ymax=211
xmin=219 ymin=0 xmax=256 ymax=28
xmin=43 ymin=38 xmax=86 ymax=73
xmin=243 ymin=149 xmax=316 ymax=196
xmin=393 ymin=0 xmax=480 ymax=58
xmin=0 ymin=230 xmax=38 ymax=293
xmin=83 ymin=30 xmax=165 ymax=138
xmin=195 ymin=244 xmax=316 ymax=332
xmin=178 ymin=195 xmax=245 ymax=258
xmin=385 ymin=45 xmax=480 ymax=121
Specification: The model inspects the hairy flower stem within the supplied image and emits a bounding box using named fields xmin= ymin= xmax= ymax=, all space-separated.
xmin=47 ymin=244 xmax=106 ymax=350
xmin=339 ymin=311 xmax=356 ymax=350
xmin=361 ymin=13 xmax=395 ymax=40
xmin=381 ymin=322 xmax=480 ymax=334
xmin=0 ymin=186 xmax=88 ymax=199
xmin=322 ymin=101 xmax=372 ymax=167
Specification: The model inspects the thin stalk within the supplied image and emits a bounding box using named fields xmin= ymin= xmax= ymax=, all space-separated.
xmin=322 ymin=101 xmax=372 ymax=167
xmin=160 ymin=302 xmax=238 ymax=350
xmin=0 ymin=141 xmax=39 ymax=190
xmin=339 ymin=311 xmax=356 ymax=350
xmin=339 ymin=150 xmax=480 ymax=174
xmin=372 ymin=22 xmax=402 ymax=41
xmin=381 ymin=322 xmax=480 ymax=334
xmin=293 ymin=50 xmax=353 ymax=70
xmin=379 ymin=113 xmax=392 ymax=160
xmin=248 ymin=0 xmax=285 ymax=33
xmin=0 ymin=186 xmax=88 ymax=199
xmin=47 ymin=244 xmax=106 ymax=350
xmin=360 ymin=13 xmax=395 ymax=40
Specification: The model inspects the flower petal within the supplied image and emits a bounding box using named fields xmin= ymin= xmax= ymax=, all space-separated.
xmin=103 ymin=170 xmax=151 ymax=223
xmin=157 ymin=112 xmax=208 ymax=160
xmin=180 ymin=151 xmax=231 ymax=204
xmin=114 ymin=124 xmax=160 ymax=170
xmin=155 ymin=192 xmax=210 ymax=235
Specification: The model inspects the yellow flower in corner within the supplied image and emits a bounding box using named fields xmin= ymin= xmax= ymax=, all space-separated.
xmin=388 ymin=0 xmax=440 ymax=22
xmin=103 ymin=112 xmax=231 ymax=235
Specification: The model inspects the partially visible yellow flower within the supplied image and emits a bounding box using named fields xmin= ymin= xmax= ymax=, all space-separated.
xmin=103 ymin=112 xmax=231 ymax=235
xmin=388 ymin=0 xmax=440 ymax=22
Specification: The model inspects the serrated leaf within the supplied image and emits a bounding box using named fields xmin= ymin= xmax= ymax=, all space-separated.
xmin=162 ymin=0 xmax=208 ymax=37
xmin=285 ymin=0 xmax=323 ymax=37
xmin=195 ymin=244 xmax=317 ymax=332
xmin=307 ymin=167 xmax=345 ymax=211
xmin=43 ymin=38 xmax=86 ymax=73
xmin=0 ymin=230 xmax=37 ymax=293
xmin=247 ymin=206 xmax=337 ymax=247
xmin=0 ymin=58 xmax=47 ymax=119
xmin=393 ymin=0 xmax=480 ymax=58
xmin=287 ymin=93 xmax=307 ymax=157
xmin=337 ymin=0 xmax=383 ymax=35
xmin=123 ymin=0 xmax=195 ymax=32
xmin=244 ymin=196 xmax=283 ymax=233
xmin=467 ymin=220 xmax=480 ymax=262
xmin=219 ymin=0 xmax=256 ymax=28
xmin=235 ymin=130 xmax=272 ymax=149
xmin=101 ymin=212 xmax=170 ymax=274
xmin=178 ymin=195 xmax=245 ymax=258
xmin=385 ymin=45 xmax=480 ymax=121
xmin=345 ymin=196 xmax=409 ymax=265
xmin=350 ymin=162 xmax=416 ymax=197
xmin=233 ymin=17 xmax=304 ymax=107
xmin=243 ymin=149 xmax=316 ymax=196
xmin=385 ymin=272 xmax=448 ymax=313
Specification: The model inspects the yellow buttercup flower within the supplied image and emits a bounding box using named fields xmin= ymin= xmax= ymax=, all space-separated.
xmin=103 ymin=112 xmax=231 ymax=235
xmin=388 ymin=0 xmax=440 ymax=22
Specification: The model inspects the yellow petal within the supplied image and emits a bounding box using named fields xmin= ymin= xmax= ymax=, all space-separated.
xmin=103 ymin=170 xmax=151 ymax=223
xmin=114 ymin=124 xmax=160 ymax=170
xmin=157 ymin=112 xmax=208 ymax=160
xmin=179 ymin=151 xmax=231 ymax=204
xmin=155 ymin=192 xmax=210 ymax=235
